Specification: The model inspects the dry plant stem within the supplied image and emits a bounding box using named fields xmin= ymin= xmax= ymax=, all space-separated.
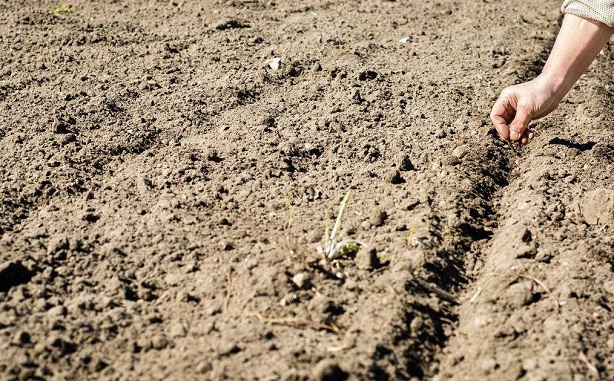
xmin=413 ymin=277 xmax=459 ymax=305
xmin=578 ymin=352 xmax=599 ymax=377
xmin=521 ymin=274 xmax=560 ymax=309
xmin=225 ymin=266 xmax=340 ymax=333
xmin=326 ymin=189 xmax=351 ymax=259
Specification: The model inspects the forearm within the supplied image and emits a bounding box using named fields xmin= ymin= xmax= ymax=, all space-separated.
xmin=541 ymin=14 xmax=613 ymax=101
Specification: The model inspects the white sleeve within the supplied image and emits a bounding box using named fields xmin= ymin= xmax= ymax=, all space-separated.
xmin=562 ymin=0 xmax=614 ymax=27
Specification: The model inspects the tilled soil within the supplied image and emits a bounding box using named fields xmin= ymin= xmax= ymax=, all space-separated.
xmin=1 ymin=0 xmax=613 ymax=380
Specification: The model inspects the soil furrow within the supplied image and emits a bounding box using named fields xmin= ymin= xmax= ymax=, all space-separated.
xmin=435 ymin=45 xmax=614 ymax=381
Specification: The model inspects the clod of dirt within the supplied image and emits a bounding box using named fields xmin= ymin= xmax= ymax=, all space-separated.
xmin=369 ymin=210 xmax=388 ymax=227
xmin=442 ymin=155 xmax=459 ymax=166
xmin=48 ymin=234 xmax=69 ymax=254
xmin=358 ymin=70 xmax=377 ymax=81
xmin=311 ymin=360 xmax=348 ymax=381
xmin=167 ymin=322 xmax=187 ymax=338
xmin=292 ymin=272 xmax=313 ymax=290
xmin=384 ymin=169 xmax=403 ymax=184
xmin=0 ymin=261 xmax=34 ymax=292
xmin=580 ymin=188 xmax=614 ymax=225
xmin=12 ymin=331 xmax=31 ymax=345
xmin=505 ymin=281 xmax=535 ymax=308
xmin=355 ymin=247 xmax=379 ymax=270
xmin=213 ymin=19 xmax=250 ymax=30
xmin=398 ymin=154 xmax=415 ymax=171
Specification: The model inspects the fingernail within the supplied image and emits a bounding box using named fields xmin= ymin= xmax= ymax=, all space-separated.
xmin=510 ymin=131 xmax=519 ymax=140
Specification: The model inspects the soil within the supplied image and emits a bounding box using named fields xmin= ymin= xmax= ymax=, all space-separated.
xmin=1 ymin=0 xmax=613 ymax=380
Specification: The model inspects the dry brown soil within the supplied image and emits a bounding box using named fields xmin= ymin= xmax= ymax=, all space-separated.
xmin=1 ymin=0 xmax=613 ymax=380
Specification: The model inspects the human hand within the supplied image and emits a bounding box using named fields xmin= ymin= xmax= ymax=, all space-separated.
xmin=490 ymin=73 xmax=563 ymax=144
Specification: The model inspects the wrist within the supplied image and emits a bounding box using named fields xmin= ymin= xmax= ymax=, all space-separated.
xmin=537 ymin=70 xmax=572 ymax=102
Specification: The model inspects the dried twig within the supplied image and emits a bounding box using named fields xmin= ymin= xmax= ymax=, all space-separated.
xmin=224 ymin=268 xmax=233 ymax=314
xmin=469 ymin=285 xmax=482 ymax=303
xmin=521 ymin=274 xmax=560 ymax=309
xmin=413 ymin=277 xmax=459 ymax=305
xmin=578 ymin=352 xmax=599 ymax=377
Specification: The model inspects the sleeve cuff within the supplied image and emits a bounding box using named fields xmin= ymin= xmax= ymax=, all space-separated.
xmin=562 ymin=0 xmax=614 ymax=27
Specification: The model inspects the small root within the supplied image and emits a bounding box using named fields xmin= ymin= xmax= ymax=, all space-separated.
xmin=521 ymin=274 xmax=560 ymax=310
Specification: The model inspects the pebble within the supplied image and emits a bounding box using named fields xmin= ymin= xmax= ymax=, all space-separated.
xmin=452 ymin=145 xmax=468 ymax=159
xmin=311 ymin=360 xmax=348 ymax=381
xmin=47 ymin=305 xmax=67 ymax=318
xmin=151 ymin=335 xmax=169 ymax=350
xmin=292 ymin=272 xmax=312 ymax=290
xmin=266 ymin=57 xmax=282 ymax=70
xmin=196 ymin=362 xmax=213 ymax=374
xmin=218 ymin=342 xmax=241 ymax=356
xmin=167 ymin=322 xmax=187 ymax=338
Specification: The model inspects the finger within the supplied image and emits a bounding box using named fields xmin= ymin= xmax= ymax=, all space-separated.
xmin=491 ymin=115 xmax=510 ymax=141
xmin=490 ymin=99 xmax=512 ymax=141
xmin=509 ymin=105 xmax=533 ymax=141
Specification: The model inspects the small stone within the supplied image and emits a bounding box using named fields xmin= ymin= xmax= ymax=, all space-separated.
xmin=47 ymin=305 xmax=67 ymax=318
xmin=517 ymin=202 xmax=530 ymax=210
xmin=245 ymin=258 xmax=259 ymax=270
xmin=603 ymin=280 xmax=614 ymax=296
xmin=384 ymin=169 xmax=403 ymax=184
xmin=452 ymin=145 xmax=468 ymax=159
xmin=311 ymin=360 xmax=348 ymax=381
xmin=196 ymin=362 xmax=213 ymax=374
xmin=266 ymin=57 xmax=282 ymax=70
xmin=218 ymin=342 xmax=241 ymax=356
xmin=480 ymin=358 xmax=498 ymax=373
xmin=167 ymin=322 xmax=187 ymax=338
xmin=355 ymin=247 xmax=379 ymax=270
xmin=292 ymin=272 xmax=312 ymax=290
xmin=220 ymin=240 xmax=234 ymax=251
xmin=311 ymin=62 xmax=322 ymax=72
xmin=151 ymin=335 xmax=168 ymax=350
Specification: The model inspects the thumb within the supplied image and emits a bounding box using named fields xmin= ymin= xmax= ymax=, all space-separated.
xmin=509 ymin=105 xmax=532 ymax=141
